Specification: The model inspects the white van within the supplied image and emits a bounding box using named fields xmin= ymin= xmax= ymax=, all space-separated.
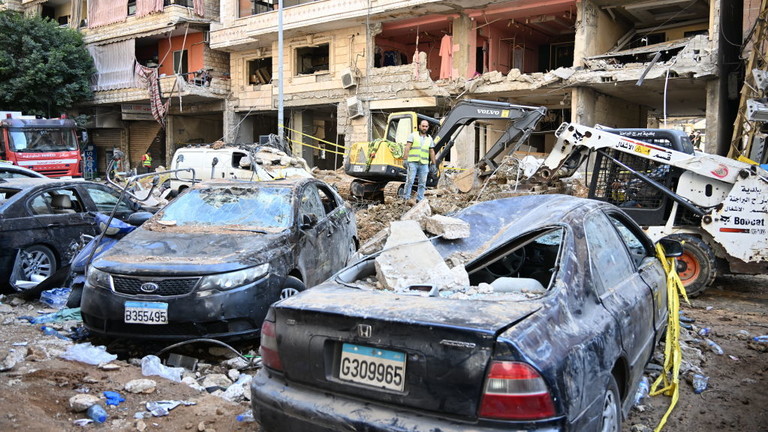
xmin=169 ymin=144 xmax=312 ymax=194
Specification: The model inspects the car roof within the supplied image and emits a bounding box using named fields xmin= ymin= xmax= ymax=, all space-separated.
xmin=0 ymin=177 xmax=99 ymax=191
xmin=0 ymin=163 xmax=47 ymax=178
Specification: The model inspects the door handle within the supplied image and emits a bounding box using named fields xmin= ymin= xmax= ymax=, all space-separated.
xmin=47 ymin=223 xmax=63 ymax=228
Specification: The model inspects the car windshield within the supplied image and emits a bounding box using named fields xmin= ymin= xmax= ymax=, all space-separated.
xmin=8 ymin=128 xmax=78 ymax=152
xmin=156 ymin=186 xmax=293 ymax=230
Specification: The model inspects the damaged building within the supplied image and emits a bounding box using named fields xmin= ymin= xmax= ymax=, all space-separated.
xmin=0 ymin=0 xmax=760 ymax=172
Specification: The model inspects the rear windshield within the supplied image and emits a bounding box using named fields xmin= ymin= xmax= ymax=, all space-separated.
xmin=156 ymin=186 xmax=293 ymax=229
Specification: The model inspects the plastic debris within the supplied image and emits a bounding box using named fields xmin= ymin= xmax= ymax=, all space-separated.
xmin=86 ymin=404 xmax=108 ymax=423
xmin=146 ymin=400 xmax=196 ymax=417
xmin=26 ymin=307 xmax=81 ymax=324
xmin=73 ymin=419 xmax=93 ymax=426
xmin=679 ymin=312 xmax=695 ymax=323
xmin=697 ymin=327 xmax=711 ymax=336
xmin=692 ymin=373 xmax=709 ymax=394
xmin=59 ymin=343 xmax=118 ymax=365
xmin=236 ymin=409 xmax=255 ymax=422
xmin=753 ymin=335 xmax=768 ymax=343
xmin=705 ymin=339 xmax=724 ymax=355
xmin=39 ymin=287 xmax=71 ymax=309
xmin=104 ymin=391 xmax=125 ymax=406
xmin=141 ymin=355 xmax=183 ymax=382
xmin=632 ymin=376 xmax=650 ymax=406
xmin=41 ymin=325 xmax=71 ymax=341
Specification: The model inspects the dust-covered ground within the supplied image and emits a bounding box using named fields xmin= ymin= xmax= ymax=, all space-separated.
xmin=0 ymin=168 xmax=764 ymax=431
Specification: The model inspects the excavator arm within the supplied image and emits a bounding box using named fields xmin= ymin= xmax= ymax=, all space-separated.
xmin=432 ymin=99 xmax=547 ymax=170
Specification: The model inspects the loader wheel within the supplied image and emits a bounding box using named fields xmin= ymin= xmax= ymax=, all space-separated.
xmin=665 ymin=234 xmax=716 ymax=297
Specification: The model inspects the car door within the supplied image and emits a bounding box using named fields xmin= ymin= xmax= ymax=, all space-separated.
xmin=295 ymin=183 xmax=332 ymax=286
xmin=583 ymin=209 xmax=656 ymax=382
xmin=603 ymin=210 xmax=668 ymax=336
xmin=315 ymin=183 xmax=355 ymax=266
xmin=24 ymin=186 xmax=97 ymax=263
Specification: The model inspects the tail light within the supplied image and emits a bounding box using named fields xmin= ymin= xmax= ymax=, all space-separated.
xmin=259 ymin=311 xmax=282 ymax=371
xmin=478 ymin=361 xmax=556 ymax=420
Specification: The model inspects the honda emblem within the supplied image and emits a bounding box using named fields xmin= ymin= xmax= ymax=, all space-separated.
xmin=357 ymin=324 xmax=372 ymax=338
xmin=139 ymin=282 xmax=159 ymax=293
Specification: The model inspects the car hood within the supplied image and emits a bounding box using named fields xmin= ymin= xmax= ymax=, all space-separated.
xmin=278 ymin=284 xmax=542 ymax=333
xmin=94 ymin=227 xmax=291 ymax=275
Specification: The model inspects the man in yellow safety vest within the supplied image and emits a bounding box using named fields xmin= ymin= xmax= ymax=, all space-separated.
xmin=402 ymin=119 xmax=437 ymax=203
xmin=141 ymin=152 xmax=152 ymax=173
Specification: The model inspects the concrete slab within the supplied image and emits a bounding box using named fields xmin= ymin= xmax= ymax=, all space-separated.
xmin=375 ymin=220 xmax=468 ymax=292
xmin=425 ymin=214 xmax=471 ymax=240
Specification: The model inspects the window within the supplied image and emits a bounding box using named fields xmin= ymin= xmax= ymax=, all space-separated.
xmin=173 ymin=50 xmax=188 ymax=79
xmin=29 ymin=189 xmax=84 ymax=215
xmin=316 ymin=184 xmax=338 ymax=214
xmin=247 ymin=58 xmax=273 ymax=85
xmin=296 ymin=44 xmax=329 ymax=75
xmin=83 ymin=186 xmax=134 ymax=216
xmin=606 ymin=213 xmax=651 ymax=267
xmin=386 ymin=117 xmax=413 ymax=143
xmin=128 ymin=1 xmax=137 ymax=15
xmin=584 ymin=211 xmax=635 ymax=295
xmin=299 ymin=184 xmax=325 ymax=221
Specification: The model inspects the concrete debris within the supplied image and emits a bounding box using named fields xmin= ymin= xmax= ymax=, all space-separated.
xmin=399 ymin=199 xmax=432 ymax=229
xmin=374 ymin=220 xmax=469 ymax=292
xmin=358 ymin=227 xmax=389 ymax=255
xmin=124 ymin=379 xmax=157 ymax=394
xmin=0 ymin=348 xmax=27 ymax=372
xmin=425 ymin=214 xmax=470 ymax=240
xmin=69 ymin=394 xmax=101 ymax=412
xmin=201 ymin=373 xmax=232 ymax=390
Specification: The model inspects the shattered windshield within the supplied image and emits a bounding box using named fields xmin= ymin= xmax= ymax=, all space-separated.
xmin=157 ymin=186 xmax=293 ymax=229
xmin=9 ymin=128 xmax=78 ymax=152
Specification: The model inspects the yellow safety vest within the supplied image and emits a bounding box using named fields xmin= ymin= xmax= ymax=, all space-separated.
xmin=142 ymin=154 xmax=152 ymax=167
xmin=407 ymin=133 xmax=433 ymax=164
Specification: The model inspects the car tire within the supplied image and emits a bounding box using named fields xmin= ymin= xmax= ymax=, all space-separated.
xmin=600 ymin=375 xmax=622 ymax=432
xmin=66 ymin=284 xmax=84 ymax=308
xmin=279 ymin=276 xmax=306 ymax=300
xmin=665 ymin=234 xmax=716 ymax=297
xmin=12 ymin=245 xmax=56 ymax=292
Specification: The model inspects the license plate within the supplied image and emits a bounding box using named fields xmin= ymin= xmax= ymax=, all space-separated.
xmin=352 ymin=165 xmax=364 ymax=172
xmin=338 ymin=343 xmax=406 ymax=391
xmin=124 ymin=301 xmax=168 ymax=325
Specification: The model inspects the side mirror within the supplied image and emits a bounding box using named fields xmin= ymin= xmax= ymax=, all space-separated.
xmin=300 ymin=213 xmax=318 ymax=229
xmin=126 ymin=211 xmax=153 ymax=226
xmin=176 ymin=154 xmax=184 ymax=164
xmin=658 ymin=238 xmax=683 ymax=257
xmin=212 ymin=157 xmax=219 ymax=167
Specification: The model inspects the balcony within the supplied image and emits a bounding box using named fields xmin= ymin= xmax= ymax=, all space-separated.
xmin=88 ymin=71 xmax=229 ymax=106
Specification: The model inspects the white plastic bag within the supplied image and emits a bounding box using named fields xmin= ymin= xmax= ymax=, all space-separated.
xmin=60 ymin=343 xmax=117 ymax=365
xmin=141 ymin=355 xmax=183 ymax=382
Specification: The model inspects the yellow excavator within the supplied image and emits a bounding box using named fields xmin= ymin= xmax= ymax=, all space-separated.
xmin=344 ymin=99 xmax=547 ymax=200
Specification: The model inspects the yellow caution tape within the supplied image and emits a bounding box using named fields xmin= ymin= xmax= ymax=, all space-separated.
xmin=280 ymin=124 xmax=348 ymax=151
xmin=650 ymin=243 xmax=690 ymax=432
xmin=284 ymin=136 xmax=346 ymax=156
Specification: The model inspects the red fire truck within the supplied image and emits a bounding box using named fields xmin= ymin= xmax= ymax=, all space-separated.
xmin=0 ymin=112 xmax=82 ymax=178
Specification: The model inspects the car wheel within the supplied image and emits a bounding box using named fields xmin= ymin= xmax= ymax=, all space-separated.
xmin=665 ymin=234 xmax=716 ymax=297
xmin=599 ymin=376 xmax=622 ymax=432
xmin=12 ymin=245 xmax=56 ymax=290
xmin=280 ymin=276 xmax=306 ymax=300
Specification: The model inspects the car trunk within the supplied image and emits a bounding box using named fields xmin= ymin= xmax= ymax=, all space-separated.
xmin=271 ymin=285 xmax=542 ymax=420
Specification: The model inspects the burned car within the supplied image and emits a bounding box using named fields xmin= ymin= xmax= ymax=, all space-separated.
xmin=0 ymin=178 xmax=147 ymax=292
xmin=251 ymin=195 xmax=674 ymax=432
xmin=79 ymin=178 xmax=358 ymax=340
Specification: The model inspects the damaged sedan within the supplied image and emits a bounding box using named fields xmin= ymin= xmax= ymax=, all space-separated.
xmin=80 ymin=178 xmax=357 ymax=340
xmin=251 ymin=195 xmax=676 ymax=432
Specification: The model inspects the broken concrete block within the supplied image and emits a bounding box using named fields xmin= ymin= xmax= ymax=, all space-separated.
xmin=125 ymin=379 xmax=157 ymax=394
xmin=507 ymin=68 xmax=522 ymax=80
xmin=425 ymin=214 xmax=471 ymax=240
xmin=375 ymin=220 xmax=469 ymax=292
xmin=551 ymin=67 xmax=575 ymax=80
xmin=202 ymin=373 xmax=232 ymax=390
xmin=400 ymin=199 xmax=431 ymax=229
xmin=358 ymin=227 xmax=389 ymax=255
xmin=69 ymin=394 xmax=101 ymax=412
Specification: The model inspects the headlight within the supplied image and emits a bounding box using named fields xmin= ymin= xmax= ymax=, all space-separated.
xmin=86 ymin=266 xmax=111 ymax=289
xmin=199 ymin=263 xmax=270 ymax=291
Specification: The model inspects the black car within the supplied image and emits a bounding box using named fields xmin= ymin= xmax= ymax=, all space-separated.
xmin=0 ymin=178 xmax=146 ymax=292
xmin=79 ymin=178 xmax=358 ymax=341
xmin=0 ymin=162 xmax=48 ymax=179
xmin=251 ymin=195 xmax=674 ymax=432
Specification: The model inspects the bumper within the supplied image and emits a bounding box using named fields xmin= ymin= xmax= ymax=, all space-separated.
xmin=80 ymin=274 xmax=282 ymax=340
xmin=251 ymin=368 xmax=563 ymax=432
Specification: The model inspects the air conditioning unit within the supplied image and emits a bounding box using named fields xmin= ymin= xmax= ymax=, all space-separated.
xmin=341 ymin=68 xmax=357 ymax=89
xmin=347 ymin=97 xmax=364 ymax=119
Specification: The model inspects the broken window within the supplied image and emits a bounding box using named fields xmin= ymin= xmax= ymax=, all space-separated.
xmin=247 ymin=57 xmax=273 ymax=85
xmin=466 ymin=227 xmax=564 ymax=292
xmin=316 ymin=184 xmax=338 ymax=214
xmin=296 ymin=45 xmax=329 ymax=75
xmin=29 ymin=189 xmax=84 ymax=215
xmin=584 ymin=211 xmax=634 ymax=295
xmin=82 ymin=186 xmax=135 ymax=216
xmin=174 ymin=49 xmax=188 ymax=79
xmin=299 ymin=184 xmax=325 ymax=221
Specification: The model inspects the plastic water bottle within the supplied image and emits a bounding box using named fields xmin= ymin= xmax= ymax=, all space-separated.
xmin=692 ymin=374 xmax=708 ymax=394
xmin=39 ymin=287 xmax=71 ymax=309
xmin=697 ymin=327 xmax=711 ymax=336
xmin=632 ymin=377 xmax=650 ymax=405
xmin=705 ymin=339 xmax=724 ymax=355
xmin=40 ymin=326 xmax=71 ymax=341
xmin=236 ymin=409 xmax=254 ymax=422
xmin=753 ymin=335 xmax=768 ymax=343
xmin=86 ymin=404 xmax=108 ymax=423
